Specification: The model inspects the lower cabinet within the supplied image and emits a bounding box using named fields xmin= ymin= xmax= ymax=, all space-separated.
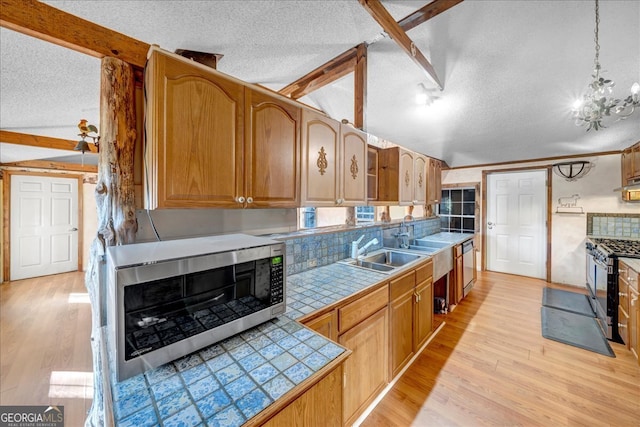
xmin=389 ymin=259 xmax=434 ymax=378
xmin=618 ymin=260 xmax=639 ymax=364
xmin=304 ymin=310 xmax=338 ymax=341
xmin=338 ymin=307 xmax=389 ymax=426
xmin=256 ymin=363 xmax=344 ymax=427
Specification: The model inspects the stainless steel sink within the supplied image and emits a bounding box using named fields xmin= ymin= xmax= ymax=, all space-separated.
xmin=340 ymin=249 xmax=423 ymax=273
xmin=410 ymin=239 xmax=450 ymax=251
xmin=361 ymin=250 xmax=422 ymax=266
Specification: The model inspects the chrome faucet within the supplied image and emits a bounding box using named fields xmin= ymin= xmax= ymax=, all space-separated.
xmin=395 ymin=215 xmax=414 ymax=248
xmin=351 ymin=235 xmax=379 ymax=259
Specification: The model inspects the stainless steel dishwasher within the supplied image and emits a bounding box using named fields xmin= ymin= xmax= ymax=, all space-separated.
xmin=462 ymin=239 xmax=475 ymax=297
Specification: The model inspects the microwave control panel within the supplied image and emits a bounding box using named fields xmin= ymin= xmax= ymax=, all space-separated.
xmin=270 ymin=255 xmax=284 ymax=305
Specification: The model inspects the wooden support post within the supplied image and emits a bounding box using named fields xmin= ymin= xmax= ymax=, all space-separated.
xmin=85 ymin=56 xmax=137 ymax=426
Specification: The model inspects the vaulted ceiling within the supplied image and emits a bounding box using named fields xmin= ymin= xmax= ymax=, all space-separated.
xmin=1 ymin=0 xmax=639 ymax=168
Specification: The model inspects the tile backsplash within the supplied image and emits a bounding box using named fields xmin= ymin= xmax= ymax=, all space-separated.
xmin=276 ymin=217 xmax=441 ymax=276
xmin=587 ymin=213 xmax=640 ymax=238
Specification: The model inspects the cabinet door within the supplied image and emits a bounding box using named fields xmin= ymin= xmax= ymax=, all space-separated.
xmin=245 ymin=89 xmax=300 ymax=208
xmin=146 ymin=50 xmax=244 ymax=208
xmin=455 ymin=253 xmax=464 ymax=304
xmin=341 ymin=125 xmax=367 ymax=206
xmin=629 ymin=286 xmax=638 ymax=361
xmin=339 ymin=307 xmax=388 ymax=426
xmin=414 ymin=155 xmax=427 ymax=205
xmin=367 ymin=146 xmax=379 ymax=202
xmin=300 ymin=109 xmax=340 ymax=206
xmin=414 ymin=278 xmax=433 ymax=350
xmin=399 ymin=150 xmax=415 ymax=205
xmin=427 ymin=158 xmax=442 ymax=205
xmin=632 ymin=143 xmax=640 ymax=180
xmin=389 ymin=291 xmax=414 ymax=378
xmin=303 ymin=310 xmax=337 ymax=341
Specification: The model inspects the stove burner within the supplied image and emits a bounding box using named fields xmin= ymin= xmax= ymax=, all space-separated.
xmin=591 ymin=238 xmax=640 ymax=259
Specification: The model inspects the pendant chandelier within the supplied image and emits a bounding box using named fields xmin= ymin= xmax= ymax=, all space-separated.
xmin=572 ymin=0 xmax=639 ymax=131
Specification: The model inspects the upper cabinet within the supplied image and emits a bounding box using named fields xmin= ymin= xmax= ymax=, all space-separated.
xmin=340 ymin=124 xmax=368 ymax=206
xmin=427 ymin=158 xmax=442 ymax=206
xmin=621 ymin=142 xmax=640 ymax=183
xmin=245 ymin=89 xmax=300 ymax=208
xmin=376 ymin=147 xmax=421 ymax=206
xmin=414 ymin=154 xmax=427 ymax=205
xmin=145 ymin=48 xmax=300 ymax=209
xmin=300 ymin=109 xmax=367 ymax=207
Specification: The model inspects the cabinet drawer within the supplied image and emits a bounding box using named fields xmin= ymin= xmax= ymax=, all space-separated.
xmin=415 ymin=260 xmax=433 ymax=284
xmin=339 ymin=284 xmax=389 ymax=333
xmin=618 ymin=305 xmax=630 ymax=347
xmin=389 ymin=271 xmax=415 ymax=301
xmin=619 ymin=280 xmax=629 ymax=311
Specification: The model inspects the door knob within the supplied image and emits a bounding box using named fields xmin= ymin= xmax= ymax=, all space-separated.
xmin=69 ymin=227 xmax=78 ymax=231
xmin=487 ymin=221 xmax=494 ymax=230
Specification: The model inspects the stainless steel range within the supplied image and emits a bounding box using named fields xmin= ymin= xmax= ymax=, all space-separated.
xmin=585 ymin=237 xmax=640 ymax=342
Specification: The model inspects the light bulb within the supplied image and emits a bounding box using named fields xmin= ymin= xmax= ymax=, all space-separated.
xmin=631 ymin=82 xmax=640 ymax=95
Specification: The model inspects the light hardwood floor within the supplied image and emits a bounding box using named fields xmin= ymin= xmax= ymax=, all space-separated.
xmin=363 ymin=271 xmax=640 ymax=427
xmin=0 ymin=271 xmax=93 ymax=426
xmin=2 ymin=271 xmax=639 ymax=427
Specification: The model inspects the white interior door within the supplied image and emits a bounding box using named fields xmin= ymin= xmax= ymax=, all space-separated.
xmin=10 ymin=175 xmax=79 ymax=280
xmin=486 ymin=170 xmax=547 ymax=279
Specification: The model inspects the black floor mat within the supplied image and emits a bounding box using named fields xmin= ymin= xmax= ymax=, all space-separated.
xmin=541 ymin=306 xmax=614 ymax=357
xmin=542 ymin=287 xmax=593 ymax=316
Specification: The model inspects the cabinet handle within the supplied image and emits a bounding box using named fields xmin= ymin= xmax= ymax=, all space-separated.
xmin=619 ymin=292 xmax=628 ymax=297
xmin=246 ymin=197 xmax=254 ymax=204
xmin=618 ymin=323 xmax=627 ymax=329
xmin=236 ymin=196 xmax=245 ymax=203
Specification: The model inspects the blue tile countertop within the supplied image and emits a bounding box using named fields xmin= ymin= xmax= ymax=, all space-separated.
xmin=284 ymin=263 xmax=388 ymax=320
xmin=110 ymin=316 xmax=346 ymax=427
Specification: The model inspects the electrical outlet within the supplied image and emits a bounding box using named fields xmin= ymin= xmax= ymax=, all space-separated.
xmin=308 ymin=259 xmax=318 ymax=268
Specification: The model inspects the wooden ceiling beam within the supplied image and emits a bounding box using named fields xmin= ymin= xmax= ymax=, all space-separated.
xmin=354 ymin=43 xmax=367 ymax=129
xmin=398 ymin=0 xmax=464 ymax=32
xmin=0 ymin=0 xmax=149 ymax=68
xmin=0 ymin=130 xmax=98 ymax=153
xmin=359 ymin=0 xmax=444 ymax=90
xmin=0 ymin=160 xmax=97 ymax=173
xmin=279 ymin=47 xmax=359 ymax=98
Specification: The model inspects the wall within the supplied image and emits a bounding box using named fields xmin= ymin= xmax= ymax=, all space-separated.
xmin=443 ymin=153 xmax=637 ymax=287
xmin=0 ymin=179 xmax=3 ymax=283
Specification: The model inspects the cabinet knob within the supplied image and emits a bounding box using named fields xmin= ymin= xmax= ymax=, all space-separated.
xmin=236 ymin=196 xmax=245 ymax=203
xmin=619 ymin=292 xmax=628 ymax=297
xmin=618 ymin=323 xmax=627 ymax=329
xmin=246 ymin=197 xmax=254 ymax=204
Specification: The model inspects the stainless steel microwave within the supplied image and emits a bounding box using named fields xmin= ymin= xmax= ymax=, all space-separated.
xmin=105 ymin=234 xmax=285 ymax=381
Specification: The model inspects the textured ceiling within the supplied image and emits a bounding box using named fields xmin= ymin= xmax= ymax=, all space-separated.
xmin=1 ymin=0 xmax=639 ymax=168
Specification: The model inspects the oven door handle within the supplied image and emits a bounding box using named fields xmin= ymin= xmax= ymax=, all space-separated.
xmin=592 ymin=258 xmax=608 ymax=269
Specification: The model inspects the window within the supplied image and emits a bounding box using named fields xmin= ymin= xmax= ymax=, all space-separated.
xmin=440 ymin=188 xmax=476 ymax=233
xmin=300 ymin=207 xmax=316 ymax=229
xmin=355 ymin=206 xmax=375 ymax=224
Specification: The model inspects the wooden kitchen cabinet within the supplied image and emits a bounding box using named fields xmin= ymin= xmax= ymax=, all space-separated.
xmin=339 ymin=307 xmax=388 ymax=426
xmin=427 ymin=158 xmax=442 ymax=206
xmin=303 ymin=310 xmax=337 ymax=341
xmin=618 ymin=260 xmax=639 ymax=364
xmin=389 ymin=271 xmax=416 ymax=378
xmin=145 ymin=49 xmax=244 ymax=208
xmin=300 ymin=109 xmax=341 ymax=206
xmin=621 ymin=141 xmax=640 ymax=183
xmin=414 ymin=154 xmax=427 ymax=205
xmin=389 ymin=259 xmax=434 ymax=378
xmin=367 ymin=146 xmax=379 ymax=202
xmin=452 ymin=243 xmax=464 ymax=305
xmin=340 ymin=124 xmax=368 ymax=206
xmin=145 ymin=49 xmax=301 ymax=208
xmin=376 ymin=146 xmax=416 ymax=205
xmin=244 ymin=88 xmax=301 ymax=207
xmin=414 ymin=260 xmax=434 ymax=350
